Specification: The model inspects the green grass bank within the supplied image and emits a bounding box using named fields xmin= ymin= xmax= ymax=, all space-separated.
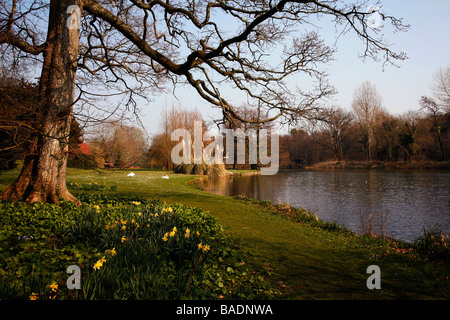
xmin=1 ymin=168 xmax=449 ymax=300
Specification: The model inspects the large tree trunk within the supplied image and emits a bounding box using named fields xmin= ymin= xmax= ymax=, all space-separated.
xmin=2 ymin=0 xmax=82 ymax=205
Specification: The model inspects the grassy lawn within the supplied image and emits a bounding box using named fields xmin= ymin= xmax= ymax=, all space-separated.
xmin=1 ymin=168 xmax=449 ymax=299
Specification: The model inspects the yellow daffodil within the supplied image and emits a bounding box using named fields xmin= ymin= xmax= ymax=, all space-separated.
xmin=93 ymin=260 xmax=103 ymax=270
xmin=110 ymin=248 xmax=117 ymax=256
xmin=197 ymin=243 xmax=210 ymax=252
xmin=122 ymin=225 xmax=126 ymax=230
xmin=162 ymin=233 xmax=169 ymax=241
xmin=121 ymin=236 xmax=126 ymax=242
xmin=169 ymin=231 xmax=175 ymax=237
xmin=48 ymin=281 xmax=58 ymax=292
xmin=29 ymin=293 xmax=39 ymax=300
xmin=93 ymin=257 xmax=106 ymax=271
xmin=185 ymin=228 xmax=191 ymax=238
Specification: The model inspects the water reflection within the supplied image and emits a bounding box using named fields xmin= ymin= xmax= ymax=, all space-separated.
xmin=199 ymin=170 xmax=450 ymax=243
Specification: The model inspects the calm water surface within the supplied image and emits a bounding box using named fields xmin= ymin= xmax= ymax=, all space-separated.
xmin=199 ymin=170 xmax=450 ymax=243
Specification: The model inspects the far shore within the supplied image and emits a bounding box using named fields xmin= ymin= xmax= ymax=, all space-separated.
xmin=183 ymin=161 xmax=450 ymax=184
xmin=303 ymin=160 xmax=450 ymax=170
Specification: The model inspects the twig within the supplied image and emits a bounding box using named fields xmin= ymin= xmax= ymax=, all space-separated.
xmin=184 ymin=254 xmax=203 ymax=298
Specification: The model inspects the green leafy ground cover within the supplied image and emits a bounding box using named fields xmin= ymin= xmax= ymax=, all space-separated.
xmin=0 ymin=193 xmax=276 ymax=300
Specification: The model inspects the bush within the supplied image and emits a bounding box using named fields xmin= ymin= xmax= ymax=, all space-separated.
xmin=414 ymin=226 xmax=450 ymax=260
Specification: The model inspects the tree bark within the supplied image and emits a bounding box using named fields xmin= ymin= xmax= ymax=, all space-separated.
xmin=2 ymin=0 xmax=82 ymax=205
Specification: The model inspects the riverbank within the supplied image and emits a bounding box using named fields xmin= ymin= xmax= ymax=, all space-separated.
xmin=187 ymin=169 xmax=260 ymax=189
xmin=1 ymin=168 xmax=449 ymax=299
xmin=305 ymin=160 xmax=450 ymax=170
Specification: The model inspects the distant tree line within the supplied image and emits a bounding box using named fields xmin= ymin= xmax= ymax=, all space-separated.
xmin=281 ymin=66 xmax=450 ymax=167
xmin=281 ymin=107 xmax=449 ymax=167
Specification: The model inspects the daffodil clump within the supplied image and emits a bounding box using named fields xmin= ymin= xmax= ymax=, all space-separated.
xmin=1 ymin=195 xmax=278 ymax=300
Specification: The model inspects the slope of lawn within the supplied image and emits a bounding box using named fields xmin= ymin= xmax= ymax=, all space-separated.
xmin=1 ymin=168 xmax=449 ymax=300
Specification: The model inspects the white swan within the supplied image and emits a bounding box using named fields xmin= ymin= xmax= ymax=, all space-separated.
xmin=162 ymin=175 xmax=169 ymax=179
xmin=127 ymin=172 xmax=135 ymax=177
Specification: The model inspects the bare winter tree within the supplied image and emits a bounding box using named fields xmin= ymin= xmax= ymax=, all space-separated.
xmin=419 ymin=96 xmax=446 ymax=161
xmin=87 ymin=121 xmax=148 ymax=168
xmin=351 ymin=81 xmax=384 ymax=161
xmin=314 ymin=105 xmax=353 ymax=161
xmin=431 ymin=65 xmax=450 ymax=113
xmin=150 ymin=104 xmax=206 ymax=170
xmin=0 ymin=0 xmax=408 ymax=204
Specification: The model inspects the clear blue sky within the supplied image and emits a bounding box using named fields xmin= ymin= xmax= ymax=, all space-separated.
xmin=137 ymin=0 xmax=450 ymax=136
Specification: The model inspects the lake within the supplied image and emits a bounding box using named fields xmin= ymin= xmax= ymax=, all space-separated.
xmin=198 ymin=169 xmax=450 ymax=243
